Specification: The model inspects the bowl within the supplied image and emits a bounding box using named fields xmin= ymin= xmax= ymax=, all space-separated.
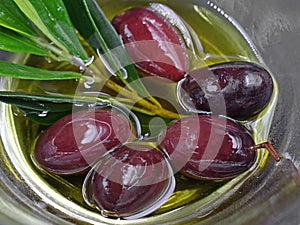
xmin=1 ymin=0 xmax=300 ymax=224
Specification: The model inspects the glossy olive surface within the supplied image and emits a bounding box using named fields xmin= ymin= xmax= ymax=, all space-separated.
xmin=179 ymin=61 xmax=274 ymax=120
xmin=112 ymin=7 xmax=188 ymax=81
xmin=158 ymin=115 xmax=256 ymax=180
xmin=84 ymin=144 xmax=174 ymax=219
xmin=34 ymin=109 xmax=135 ymax=175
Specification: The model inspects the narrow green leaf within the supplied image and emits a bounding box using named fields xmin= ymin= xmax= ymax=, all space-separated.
xmin=13 ymin=0 xmax=88 ymax=60
xmin=0 ymin=91 xmax=111 ymax=111
xmin=0 ymin=91 xmax=112 ymax=124
xmin=0 ymin=60 xmax=82 ymax=80
xmin=62 ymin=0 xmax=97 ymax=50
xmin=0 ymin=27 xmax=51 ymax=56
xmin=0 ymin=0 xmax=38 ymax=37
xmin=0 ymin=91 xmax=72 ymax=124
xmin=0 ymin=94 xmax=72 ymax=112
xmin=64 ymin=0 xmax=160 ymax=105
xmin=18 ymin=108 xmax=71 ymax=125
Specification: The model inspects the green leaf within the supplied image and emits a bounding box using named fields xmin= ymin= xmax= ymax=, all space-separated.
xmin=0 ymin=60 xmax=83 ymax=80
xmin=0 ymin=91 xmax=112 ymax=124
xmin=18 ymin=108 xmax=71 ymax=125
xmin=63 ymin=0 xmax=124 ymax=54
xmin=0 ymin=0 xmax=38 ymax=37
xmin=0 ymin=91 xmax=73 ymax=112
xmin=0 ymin=91 xmax=112 ymax=111
xmin=0 ymin=27 xmax=51 ymax=56
xmin=13 ymin=0 xmax=88 ymax=60
xmin=63 ymin=0 xmax=160 ymax=105
xmin=62 ymin=0 xmax=98 ymax=50
xmin=0 ymin=91 xmax=72 ymax=124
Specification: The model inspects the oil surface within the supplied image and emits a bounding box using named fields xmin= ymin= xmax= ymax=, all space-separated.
xmin=5 ymin=0 xmax=278 ymax=223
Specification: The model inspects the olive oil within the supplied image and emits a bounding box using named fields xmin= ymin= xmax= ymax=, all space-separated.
xmin=2 ymin=0 xmax=278 ymax=224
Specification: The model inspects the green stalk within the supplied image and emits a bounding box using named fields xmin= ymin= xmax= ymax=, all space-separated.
xmin=77 ymin=62 xmax=179 ymax=119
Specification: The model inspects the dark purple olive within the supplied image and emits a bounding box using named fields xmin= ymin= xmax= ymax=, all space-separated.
xmin=83 ymin=144 xmax=175 ymax=219
xmin=112 ymin=7 xmax=188 ymax=81
xmin=178 ymin=61 xmax=274 ymax=120
xmin=158 ymin=115 xmax=280 ymax=180
xmin=33 ymin=109 xmax=136 ymax=175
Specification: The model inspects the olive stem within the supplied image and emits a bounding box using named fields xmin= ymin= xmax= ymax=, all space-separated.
xmin=248 ymin=141 xmax=281 ymax=162
xmin=82 ymin=61 xmax=180 ymax=119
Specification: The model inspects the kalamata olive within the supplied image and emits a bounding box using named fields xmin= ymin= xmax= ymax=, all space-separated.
xmin=33 ymin=109 xmax=135 ymax=175
xmin=178 ymin=61 xmax=274 ymax=120
xmin=158 ymin=115 xmax=280 ymax=180
xmin=112 ymin=7 xmax=188 ymax=81
xmin=83 ymin=143 xmax=175 ymax=219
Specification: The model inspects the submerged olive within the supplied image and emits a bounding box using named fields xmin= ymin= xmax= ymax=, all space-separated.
xmin=33 ymin=109 xmax=135 ymax=175
xmin=178 ymin=61 xmax=274 ymax=120
xmin=83 ymin=144 xmax=175 ymax=219
xmin=158 ymin=115 xmax=279 ymax=180
xmin=112 ymin=7 xmax=188 ymax=81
